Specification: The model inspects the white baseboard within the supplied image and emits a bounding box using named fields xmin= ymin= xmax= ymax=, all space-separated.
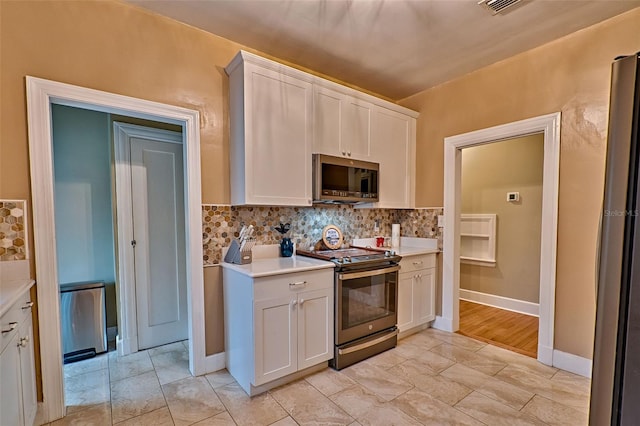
xmin=537 ymin=345 xmax=554 ymax=366
xmin=553 ymin=349 xmax=592 ymax=378
xmin=202 ymin=352 xmax=226 ymax=374
xmin=460 ymin=289 xmax=539 ymax=317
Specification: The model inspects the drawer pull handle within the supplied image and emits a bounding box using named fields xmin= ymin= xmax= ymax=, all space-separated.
xmin=22 ymin=301 xmax=34 ymax=310
xmin=289 ymin=281 xmax=307 ymax=288
xmin=2 ymin=322 xmax=18 ymax=333
xmin=412 ymin=261 xmax=424 ymax=266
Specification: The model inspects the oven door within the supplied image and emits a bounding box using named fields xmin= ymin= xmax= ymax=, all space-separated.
xmin=336 ymin=265 xmax=399 ymax=345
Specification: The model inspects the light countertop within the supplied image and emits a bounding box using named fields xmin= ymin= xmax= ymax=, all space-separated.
xmin=352 ymin=237 xmax=440 ymax=257
xmin=221 ymin=254 xmax=335 ymax=278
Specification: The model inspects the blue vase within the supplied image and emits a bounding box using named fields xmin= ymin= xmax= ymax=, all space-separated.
xmin=280 ymin=237 xmax=294 ymax=257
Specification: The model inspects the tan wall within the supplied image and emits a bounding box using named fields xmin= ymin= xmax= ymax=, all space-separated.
xmin=401 ymin=7 xmax=640 ymax=359
xmin=460 ymin=135 xmax=544 ymax=304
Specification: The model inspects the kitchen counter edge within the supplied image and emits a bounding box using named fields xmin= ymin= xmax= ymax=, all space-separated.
xmin=220 ymin=255 xmax=335 ymax=278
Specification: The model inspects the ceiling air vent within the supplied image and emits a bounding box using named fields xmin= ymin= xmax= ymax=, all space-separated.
xmin=478 ymin=0 xmax=524 ymax=15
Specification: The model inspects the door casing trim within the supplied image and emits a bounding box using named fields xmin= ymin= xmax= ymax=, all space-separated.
xmin=26 ymin=76 xmax=206 ymax=423
xmin=439 ymin=112 xmax=560 ymax=366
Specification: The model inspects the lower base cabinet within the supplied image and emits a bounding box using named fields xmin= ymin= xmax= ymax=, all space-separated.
xmin=223 ymin=268 xmax=334 ymax=395
xmin=397 ymin=254 xmax=436 ymax=333
xmin=0 ymin=288 xmax=37 ymax=426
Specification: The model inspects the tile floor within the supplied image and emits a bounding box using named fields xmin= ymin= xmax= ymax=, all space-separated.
xmin=45 ymin=328 xmax=591 ymax=425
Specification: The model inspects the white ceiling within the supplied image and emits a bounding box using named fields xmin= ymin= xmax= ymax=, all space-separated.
xmin=128 ymin=0 xmax=640 ymax=100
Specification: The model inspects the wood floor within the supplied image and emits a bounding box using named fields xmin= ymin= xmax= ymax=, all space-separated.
xmin=457 ymin=300 xmax=539 ymax=358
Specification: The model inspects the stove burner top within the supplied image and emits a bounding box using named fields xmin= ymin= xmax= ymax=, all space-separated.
xmin=296 ymin=247 xmax=400 ymax=269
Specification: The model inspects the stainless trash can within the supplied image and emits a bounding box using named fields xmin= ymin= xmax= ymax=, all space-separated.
xmin=60 ymin=281 xmax=107 ymax=363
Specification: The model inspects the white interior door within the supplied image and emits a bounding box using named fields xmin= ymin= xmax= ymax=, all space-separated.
xmin=130 ymin=135 xmax=188 ymax=350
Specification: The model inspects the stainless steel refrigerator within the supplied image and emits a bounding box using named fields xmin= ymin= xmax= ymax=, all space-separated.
xmin=591 ymin=52 xmax=640 ymax=426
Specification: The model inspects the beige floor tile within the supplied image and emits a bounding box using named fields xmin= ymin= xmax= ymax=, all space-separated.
xmin=422 ymin=329 xmax=486 ymax=352
xmin=496 ymin=365 xmax=590 ymax=410
xmin=151 ymin=348 xmax=192 ymax=385
xmin=329 ymin=384 xmax=388 ymax=419
xmin=163 ymin=376 xmax=226 ymax=426
xmin=109 ymin=350 xmax=154 ymax=383
xmin=270 ymin=380 xmax=353 ymax=425
xmin=63 ymin=353 xmax=109 ymax=379
xmin=205 ymin=369 xmax=237 ymax=389
xmin=111 ymin=370 xmax=167 ymax=423
xmin=393 ymin=371 xmax=472 ymax=406
xmin=215 ymin=382 xmax=287 ymax=426
xmin=551 ymin=369 xmax=592 ymax=396
xmin=387 ymin=358 xmax=439 ymax=380
xmin=192 ymin=411 xmax=237 ymax=426
xmin=430 ymin=343 xmax=507 ymax=376
xmin=398 ymin=331 xmax=444 ymax=350
xmin=304 ymin=367 xmax=357 ymax=396
xmin=392 ymin=388 xmax=483 ymax=425
xmin=402 ymin=349 xmax=455 ymax=373
xmin=441 ymin=364 xmax=534 ymax=410
xmin=268 ymin=417 xmax=299 ymax=426
xmin=476 ymin=344 xmax=558 ymax=378
xmin=355 ymin=403 xmax=423 ymax=426
xmin=114 ymin=406 xmax=174 ymax=425
xmin=147 ymin=341 xmax=187 ymax=357
xmin=455 ymin=391 xmax=546 ymax=426
xmin=362 ymin=348 xmax=407 ymax=370
xmin=522 ymin=394 xmax=588 ymax=426
xmin=52 ymin=403 xmax=111 ymax=425
xmin=341 ymin=361 xmax=413 ymax=401
xmin=64 ymin=367 xmax=111 ymax=414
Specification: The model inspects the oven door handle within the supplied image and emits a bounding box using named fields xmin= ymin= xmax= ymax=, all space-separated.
xmin=337 ymin=329 xmax=399 ymax=355
xmin=338 ymin=265 xmax=400 ymax=280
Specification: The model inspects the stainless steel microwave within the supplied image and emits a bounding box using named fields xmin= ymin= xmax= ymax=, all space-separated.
xmin=313 ymin=154 xmax=379 ymax=203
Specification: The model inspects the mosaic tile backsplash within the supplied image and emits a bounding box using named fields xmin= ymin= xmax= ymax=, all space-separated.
xmin=0 ymin=200 xmax=28 ymax=261
xmin=203 ymin=205 xmax=443 ymax=265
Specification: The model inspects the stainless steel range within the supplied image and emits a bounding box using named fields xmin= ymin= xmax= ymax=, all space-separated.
xmin=297 ymin=247 xmax=401 ymax=369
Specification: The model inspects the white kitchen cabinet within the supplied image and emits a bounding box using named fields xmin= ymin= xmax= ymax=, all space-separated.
xmin=0 ymin=285 xmax=37 ymax=426
xmin=223 ymin=266 xmax=333 ymax=395
xmin=397 ymin=254 xmax=436 ymax=334
xmin=370 ymin=106 xmax=416 ymax=208
xmin=226 ymin=51 xmax=314 ymax=206
xmin=313 ymin=85 xmax=372 ymax=160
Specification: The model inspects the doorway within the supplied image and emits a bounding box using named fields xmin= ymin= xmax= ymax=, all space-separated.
xmin=457 ymin=135 xmax=544 ymax=358
xmin=440 ymin=113 xmax=560 ymax=366
xmin=26 ymin=77 xmax=207 ymax=423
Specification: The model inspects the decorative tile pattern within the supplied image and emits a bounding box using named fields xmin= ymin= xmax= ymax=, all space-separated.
xmin=202 ymin=205 xmax=443 ymax=266
xmin=0 ymin=200 xmax=28 ymax=261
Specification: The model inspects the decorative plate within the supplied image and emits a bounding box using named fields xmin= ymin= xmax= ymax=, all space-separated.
xmin=322 ymin=224 xmax=343 ymax=250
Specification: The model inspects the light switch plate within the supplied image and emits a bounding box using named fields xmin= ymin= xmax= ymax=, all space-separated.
xmin=437 ymin=215 xmax=444 ymax=227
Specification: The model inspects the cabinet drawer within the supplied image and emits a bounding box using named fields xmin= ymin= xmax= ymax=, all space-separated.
xmin=254 ymin=269 xmax=334 ymax=300
xmin=399 ymin=254 xmax=436 ymax=273
xmin=1 ymin=291 xmax=32 ymax=353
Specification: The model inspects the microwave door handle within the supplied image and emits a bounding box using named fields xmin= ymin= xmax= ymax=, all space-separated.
xmin=338 ymin=265 xmax=400 ymax=281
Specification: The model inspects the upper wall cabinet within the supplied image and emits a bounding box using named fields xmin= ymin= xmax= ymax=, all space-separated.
xmin=226 ymin=51 xmax=314 ymax=206
xmin=313 ymin=86 xmax=373 ymax=159
xmin=370 ymin=106 xmax=416 ymax=209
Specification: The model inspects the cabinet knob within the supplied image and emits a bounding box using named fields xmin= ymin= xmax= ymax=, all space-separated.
xmin=347 ymin=151 xmax=351 ymax=157
xmin=342 ymin=151 xmax=346 ymax=156
xmin=18 ymin=337 xmax=29 ymax=348
xmin=2 ymin=322 xmax=18 ymax=334
xmin=299 ymin=298 xmax=305 ymax=306
xmin=291 ymin=300 xmax=297 ymax=307
xmin=22 ymin=301 xmax=34 ymax=310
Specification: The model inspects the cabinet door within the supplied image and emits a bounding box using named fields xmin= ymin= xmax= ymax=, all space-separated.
xmin=0 ymin=335 xmax=23 ymax=426
xmin=415 ymin=269 xmax=436 ymax=326
xmin=313 ymin=86 xmax=345 ymax=157
xmin=245 ymin=63 xmax=313 ymax=206
xmin=19 ymin=316 xmax=37 ymax=426
xmin=371 ymin=107 xmax=415 ymax=208
xmin=397 ymin=273 xmax=415 ymax=332
xmin=297 ymin=288 xmax=333 ymax=370
xmin=253 ymin=295 xmax=297 ymax=386
xmin=343 ymin=98 xmax=372 ymax=159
